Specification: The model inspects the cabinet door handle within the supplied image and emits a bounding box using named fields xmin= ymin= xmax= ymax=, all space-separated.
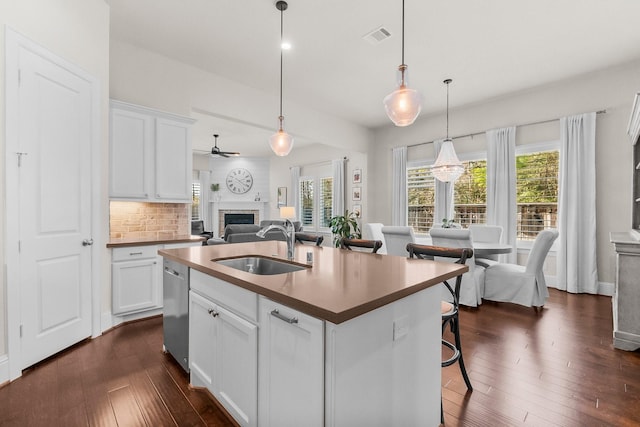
xmin=208 ymin=308 xmax=219 ymax=318
xmin=270 ymin=309 xmax=298 ymax=324
xmin=129 ymin=252 xmax=143 ymax=256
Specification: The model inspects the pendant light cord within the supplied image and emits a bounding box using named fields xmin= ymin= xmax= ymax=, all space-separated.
xmin=444 ymin=78 xmax=452 ymax=139
xmin=279 ymin=6 xmax=284 ymax=119
xmin=446 ymin=81 xmax=449 ymax=138
xmin=401 ymin=0 xmax=405 ymax=65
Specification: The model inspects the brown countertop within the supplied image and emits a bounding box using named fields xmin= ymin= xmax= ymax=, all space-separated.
xmin=107 ymin=235 xmax=205 ymax=248
xmin=159 ymin=241 xmax=467 ymax=324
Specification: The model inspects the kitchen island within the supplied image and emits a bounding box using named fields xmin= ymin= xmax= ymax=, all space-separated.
xmin=160 ymin=241 xmax=467 ymax=427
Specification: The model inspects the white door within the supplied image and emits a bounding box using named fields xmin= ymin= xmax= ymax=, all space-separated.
xmin=15 ymin=45 xmax=93 ymax=369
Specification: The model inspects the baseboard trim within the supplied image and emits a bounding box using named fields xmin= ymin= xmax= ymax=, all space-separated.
xmin=547 ymin=278 xmax=614 ymax=297
xmin=0 ymin=355 xmax=9 ymax=387
xmin=102 ymin=309 xmax=163 ymax=333
xmin=598 ymin=281 xmax=615 ymax=297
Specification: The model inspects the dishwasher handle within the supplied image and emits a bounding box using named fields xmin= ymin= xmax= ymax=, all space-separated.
xmin=164 ymin=267 xmax=182 ymax=278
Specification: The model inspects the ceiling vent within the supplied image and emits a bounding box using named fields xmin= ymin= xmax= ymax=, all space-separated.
xmin=363 ymin=26 xmax=392 ymax=45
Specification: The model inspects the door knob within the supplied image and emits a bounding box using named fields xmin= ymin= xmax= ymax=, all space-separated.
xmin=82 ymin=238 xmax=94 ymax=246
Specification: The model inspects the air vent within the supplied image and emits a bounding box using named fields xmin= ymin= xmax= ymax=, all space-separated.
xmin=363 ymin=26 xmax=392 ymax=45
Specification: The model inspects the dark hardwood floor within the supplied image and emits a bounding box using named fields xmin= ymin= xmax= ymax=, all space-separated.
xmin=0 ymin=289 xmax=638 ymax=426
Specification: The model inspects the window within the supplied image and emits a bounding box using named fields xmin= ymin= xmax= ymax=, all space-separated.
xmin=407 ymin=166 xmax=435 ymax=233
xmin=299 ymin=176 xmax=333 ymax=230
xmin=516 ymin=149 xmax=559 ymax=240
xmin=191 ymin=182 xmax=200 ymax=220
xmin=406 ymin=144 xmax=558 ymax=241
xmin=299 ymin=178 xmax=314 ymax=227
xmin=319 ymin=177 xmax=333 ymax=228
xmin=453 ymin=159 xmax=487 ymax=227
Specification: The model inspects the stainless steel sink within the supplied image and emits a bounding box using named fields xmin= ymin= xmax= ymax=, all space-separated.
xmin=215 ymin=256 xmax=308 ymax=275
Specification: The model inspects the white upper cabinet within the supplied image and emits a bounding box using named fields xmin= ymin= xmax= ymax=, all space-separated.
xmin=110 ymin=100 xmax=195 ymax=202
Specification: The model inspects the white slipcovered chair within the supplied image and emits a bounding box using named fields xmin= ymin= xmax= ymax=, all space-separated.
xmin=483 ymin=229 xmax=559 ymax=309
xmin=429 ymin=228 xmax=485 ymax=307
xmin=380 ymin=226 xmax=415 ymax=256
xmin=363 ymin=223 xmax=386 ymax=254
xmin=469 ymin=224 xmax=503 ymax=264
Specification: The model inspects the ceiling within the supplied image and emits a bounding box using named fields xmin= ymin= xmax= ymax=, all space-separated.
xmin=107 ymin=0 xmax=640 ymax=156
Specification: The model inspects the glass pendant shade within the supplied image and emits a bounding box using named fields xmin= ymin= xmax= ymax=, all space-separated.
xmin=431 ymin=139 xmax=464 ymax=182
xmin=269 ymin=117 xmax=294 ymax=156
xmin=384 ymin=65 xmax=421 ymax=127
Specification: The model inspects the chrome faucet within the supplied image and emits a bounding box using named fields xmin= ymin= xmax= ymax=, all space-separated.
xmin=256 ymin=220 xmax=296 ymax=260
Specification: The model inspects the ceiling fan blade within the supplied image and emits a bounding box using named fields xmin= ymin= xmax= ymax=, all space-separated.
xmin=221 ymin=151 xmax=241 ymax=157
xmin=219 ymin=152 xmax=229 ymax=158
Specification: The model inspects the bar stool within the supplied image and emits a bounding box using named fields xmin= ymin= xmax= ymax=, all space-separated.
xmin=407 ymin=243 xmax=474 ymax=424
xmin=340 ymin=238 xmax=383 ymax=253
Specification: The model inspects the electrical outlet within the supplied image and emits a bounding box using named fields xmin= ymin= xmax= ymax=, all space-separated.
xmin=393 ymin=315 xmax=409 ymax=341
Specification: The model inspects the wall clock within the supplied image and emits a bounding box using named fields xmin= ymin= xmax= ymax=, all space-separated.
xmin=226 ymin=168 xmax=254 ymax=194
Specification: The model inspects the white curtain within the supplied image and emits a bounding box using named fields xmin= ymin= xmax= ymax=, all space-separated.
xmin=198 ymin=170 xmax=212 ymax=231
xmin=332 ymin=158 xmax=345 ymax=217
xmin=290 ymin=166 xmax=300 ymax=220
xmin=486 ymin=127 xmax=517 ymax=263
xmin=391 ymin=146 xmax=407 ymax=225
xmin=557 ymin=113 xmax=598 ymax=294
xmin=433 ymin=139 xmax=455 ymax=225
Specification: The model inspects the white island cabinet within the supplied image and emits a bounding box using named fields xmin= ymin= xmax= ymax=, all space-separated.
xmin=189 ymin=270 xmax=258 ymax=427
xmin=258 ymin=296 xmax=324 ymax=427
xmin=187 ymin=271 xmax=441 ymax=427
xmin=161 ymin=241 xmax=460 ymax=426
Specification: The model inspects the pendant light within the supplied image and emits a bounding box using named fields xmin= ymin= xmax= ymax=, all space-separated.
xmin=383 ymin=0 xmax=422 ymax=127
xmin=269 ymin=1 xmax=294 ymax=156
xmin=431 ymin=79 xmax=464 ymax=182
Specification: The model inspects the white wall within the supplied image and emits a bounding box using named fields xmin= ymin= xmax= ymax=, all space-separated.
xmin=370 ymin=60 xmax=640 ymax=284
xmin=0 ymin=0 xmax=110 ymax=358
xmin=109 ymin=40 xmax=372 ymax=153
xmin=269 ymin=143 xmax=369 ymax=236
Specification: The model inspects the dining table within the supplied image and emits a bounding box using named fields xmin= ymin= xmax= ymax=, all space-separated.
xmin=414 ymin=236 xmax=513 ymax=257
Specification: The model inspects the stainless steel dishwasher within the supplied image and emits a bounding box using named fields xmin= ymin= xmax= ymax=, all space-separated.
xmin=163 ymin=258 xmax=189 ymax=372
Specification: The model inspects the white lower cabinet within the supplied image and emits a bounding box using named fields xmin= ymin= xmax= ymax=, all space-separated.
xmin=111 ymin=246 xmax=160 ymax=315
xmin=189 ymin=290 xmax=257 ymax=427
xmin=258 ymin=296 xmax=324 ymax=427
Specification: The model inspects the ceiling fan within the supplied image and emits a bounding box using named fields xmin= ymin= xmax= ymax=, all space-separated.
xmin=210 ymin=134 xmax=240 ymax=158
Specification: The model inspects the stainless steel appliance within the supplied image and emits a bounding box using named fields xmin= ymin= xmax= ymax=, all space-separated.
xmin=163 ymin=258 xmax=189 ymax=372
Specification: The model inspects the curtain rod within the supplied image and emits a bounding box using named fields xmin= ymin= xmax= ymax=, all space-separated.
xmin=290 ymin=156 xmax=348 ymax=169
xmin=406 ymin=110 xmax=607 ymax=149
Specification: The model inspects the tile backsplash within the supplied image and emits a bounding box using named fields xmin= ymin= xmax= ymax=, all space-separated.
xmin=109 ymin=201 xmax=190 ymax=240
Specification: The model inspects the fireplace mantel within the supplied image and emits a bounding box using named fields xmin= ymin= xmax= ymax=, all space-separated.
xmin=211 ymin=200 xmax=270 ymax=237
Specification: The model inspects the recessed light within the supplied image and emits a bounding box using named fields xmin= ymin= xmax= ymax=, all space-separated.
xmin=281 ymin=41 xmax=292 ymax=50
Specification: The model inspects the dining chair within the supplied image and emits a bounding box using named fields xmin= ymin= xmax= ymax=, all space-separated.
xmin=429 ymin=228 xmax=485 ymax=307
xmin=295 ymin=232 xmax=324 ymax=246
xmin=363 ymin=223 xmax=386 ymax=254
xmin=469 ymin=224 xmax=503 ymax=263
xmin=407 ymin=243 xmax=473 ymax=424
xmin=380 ymin=226 xmax=415 ymax=256
xmin=339 ymin=237 xmax=383 ymax=253
xmin=483 ymin=229 xmax=559 ymax=310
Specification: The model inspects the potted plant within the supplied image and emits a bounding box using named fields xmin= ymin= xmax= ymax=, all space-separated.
xmin=441 ymin=218 xmax=460 ymax=228
xmin=329 ymin=210 xmax=361 ymax=247
xmin=211 ymin=183 xmax=221 ymax=202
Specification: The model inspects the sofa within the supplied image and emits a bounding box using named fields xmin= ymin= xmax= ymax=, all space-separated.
xmin=207 ymin=220 xmax=303 ymax=245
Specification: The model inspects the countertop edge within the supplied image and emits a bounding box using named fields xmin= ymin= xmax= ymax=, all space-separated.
xmin=107 ymin=236 xmax=205 ymax=248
